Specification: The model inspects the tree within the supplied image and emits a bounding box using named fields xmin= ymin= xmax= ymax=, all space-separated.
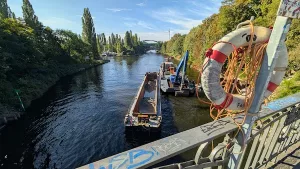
xmin=124 ymin=31 xmax=132 ymax=50
xmin=0 ymin=0 xmax=14 ymax=19
xmin=55 ymin=29 xmax=89 ymax=62
xmin=133 ymin=34 xmax=138 ymax=47
xmin=129 ymin=30 xmax=133 ymax=38
xmin=160 ymin=42 xmax=166 ymax=53
xmin=111 ymin=33 xmax=115 ymax=45
xmin=116 ymin=41 xmax=123 ymax=54
xmin=0 ymin=18 xmax=43 ymax=79
xmin=96 ymin=34 xmax=104 ymax=56
xmin=22 ymin=0 xmax=42 ymax=30
xmin=101 ymin=33 xmax=106 ymax=46
xmin=82 ymin=8 xmax=98 ymax=59
xmin=173 ymin=35 xmax=185 ymax=55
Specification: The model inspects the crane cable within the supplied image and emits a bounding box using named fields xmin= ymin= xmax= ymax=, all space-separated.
xmin=196 ymin=21 xmax=269 ymax=153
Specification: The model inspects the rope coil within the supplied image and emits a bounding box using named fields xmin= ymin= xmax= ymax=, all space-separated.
xmin=196 ymin=21 xmax=269 ymax=153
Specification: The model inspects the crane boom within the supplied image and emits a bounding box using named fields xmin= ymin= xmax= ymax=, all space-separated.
xmin=175 ymin=50 xmax=189 ymax=83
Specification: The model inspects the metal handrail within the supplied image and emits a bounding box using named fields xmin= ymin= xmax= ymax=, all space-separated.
xmin=78 ymin=93 xmax=300 ymax=169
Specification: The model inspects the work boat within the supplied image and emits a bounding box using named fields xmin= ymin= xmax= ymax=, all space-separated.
xmin=124 ymin=72 xmax=162 ymax=131
xmin=160 ymin=51 xmax=196 ymax=97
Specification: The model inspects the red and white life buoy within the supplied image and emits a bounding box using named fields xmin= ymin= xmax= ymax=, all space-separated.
xmin=201 ymin=26 xmax=288 ymax=111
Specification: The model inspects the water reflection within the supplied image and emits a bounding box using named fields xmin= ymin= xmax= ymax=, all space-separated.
xmin=0 ymin=53 xmax=211 ymax=169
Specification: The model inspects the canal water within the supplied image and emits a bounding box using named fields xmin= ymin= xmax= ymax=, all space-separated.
xmin=0 ymin=53 xmax=211 ymax=169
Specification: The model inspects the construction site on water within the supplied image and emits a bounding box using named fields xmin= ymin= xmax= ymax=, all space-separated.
xmin=123 ymin=19 xmax=289 ymax=132
xmin=73 ymin=1 xmax=300 ymax=168
xmin=120 ymin=0 xmax=300 ymax=136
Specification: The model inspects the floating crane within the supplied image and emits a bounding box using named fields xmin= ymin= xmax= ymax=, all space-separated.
xmin=160 ymin=50 xmax=195 ymax=97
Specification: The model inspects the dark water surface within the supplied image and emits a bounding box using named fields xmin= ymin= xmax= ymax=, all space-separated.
xmin=0 ymin=53 xmax=211 ymax=169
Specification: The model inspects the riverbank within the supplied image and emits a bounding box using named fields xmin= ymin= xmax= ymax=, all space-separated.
xmin=0 ymin=60 xmax=109 ymax=128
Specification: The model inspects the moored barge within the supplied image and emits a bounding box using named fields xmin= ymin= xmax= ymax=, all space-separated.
xmin=124 ymin=72 xmax=162 ymax=131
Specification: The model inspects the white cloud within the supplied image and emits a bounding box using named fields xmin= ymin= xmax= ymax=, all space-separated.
xmin=137 ymin=21 xmax=154 ymax=30
xmin=151 ymin=8 xmax=202 ymax=29
xmin=124 ymin=22 xmax=136 ymax=27
xmin=136 ymin=29 xmax=188 ymax=41
xmin=106 ymin=8 xmax=132 ymax=12
xmin=123 ymin=18 xmax=154 ymax=30
xmin=136 ymin=3 xmax=145 ymax=6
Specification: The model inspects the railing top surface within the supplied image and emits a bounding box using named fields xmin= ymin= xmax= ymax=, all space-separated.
xmin=77 ymin=92 xmax=300 ymax=169
xmin=78 ymin=118 xmax=238 ymax=169
xmin=259 ymin=92 xmax=300 ymax=118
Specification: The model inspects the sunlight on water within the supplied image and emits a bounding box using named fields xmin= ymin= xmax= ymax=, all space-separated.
xmin=0 ymin=53 xmax=211 ymax=169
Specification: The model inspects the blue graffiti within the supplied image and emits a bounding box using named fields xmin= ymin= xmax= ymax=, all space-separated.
xmin=89 ymin=149 xmax=156 ymax=169
xmin=127 ymin=149 xmax=154 ymax=169
xmin=264 ymin=96 xmax=299 ymax=111
xmin=89 ymin=163 xmax=95 ymax=169
xmin=151 ymin=147 xmax=159 ymax=155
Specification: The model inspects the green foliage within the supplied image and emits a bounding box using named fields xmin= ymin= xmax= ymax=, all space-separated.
xmin=272 ymin=72 xmax=300 ymax=99
xmin=116 ymin=41 xmax=123 ymax=54
xmin=161 ymin=0 xmax=300 ymax=73
xmin=22 ymin=0 xmax=42 ymax=31
xmin=172 ymin=34 xmax=185 ymax=56
xmin=0 ymin=0 xmax=146 ymax=113
xmin=82 ymin=8 xmax=98 ymax=59
xmin=124 ymin=31 xmax=132 ymax=50
xmin=96 ymin=34 xmax=104 ymax=55
xmin=0 ymin=2 xmax=104 ymax=111
xmin=118 ymin=30 xmax=144 ymax=55
xmin=0 ymin=0 xmax=15 ymax=19
xmin=55 ymin=29 xmax=89 ymax=62
xmin=288 ymin=43 xmax=300 ymax=73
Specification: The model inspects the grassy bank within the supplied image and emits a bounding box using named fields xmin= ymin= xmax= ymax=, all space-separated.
xmin=0 ymin=60 xmax=109 ymax=126
xmin=271 ymin=72 xmax=300 ymax=100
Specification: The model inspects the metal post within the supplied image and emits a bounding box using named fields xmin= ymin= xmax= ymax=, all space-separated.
xmin=228 ymin=1 xmax=299 ymax=168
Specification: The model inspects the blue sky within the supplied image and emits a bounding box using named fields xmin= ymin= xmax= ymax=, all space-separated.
xmin=9 ymin=0 xmax=222 ymax=41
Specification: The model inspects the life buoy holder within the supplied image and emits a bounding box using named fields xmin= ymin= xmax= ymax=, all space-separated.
xmin=201 ymin=26 xmax=288 ymax=111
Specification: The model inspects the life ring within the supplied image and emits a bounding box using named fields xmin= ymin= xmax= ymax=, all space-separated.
xmin=201 ymin=26 xmax=288 ymax=111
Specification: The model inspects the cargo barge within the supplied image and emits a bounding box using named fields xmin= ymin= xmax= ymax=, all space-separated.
xmin=124 ymin=72 xmax=162 ymax=131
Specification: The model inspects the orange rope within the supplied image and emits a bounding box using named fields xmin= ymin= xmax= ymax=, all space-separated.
xmin=197 ymin=21 xmax=268 ymax=153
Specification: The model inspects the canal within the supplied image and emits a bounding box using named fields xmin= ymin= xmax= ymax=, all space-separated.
xmin=0 ymin=53 xmax=211 ymax=169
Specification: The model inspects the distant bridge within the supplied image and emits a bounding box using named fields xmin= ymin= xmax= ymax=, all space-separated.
xmin=142 ymin=40 xmax=160 ymax=43
xmin=142 ymin=40 xmax=160 ymax=50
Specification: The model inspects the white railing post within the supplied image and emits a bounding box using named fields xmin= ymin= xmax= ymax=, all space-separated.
xmin=228 ymin=1 xmax=300 ymax=169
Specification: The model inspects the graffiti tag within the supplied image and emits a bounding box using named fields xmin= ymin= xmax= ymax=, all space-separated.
xmin=152 ymin=138 xmax=187 ymax=155
xmin=200 ymin=119 xmax=230 ymax=135
xmin=88 ymin=149 xmax=157 ymax=169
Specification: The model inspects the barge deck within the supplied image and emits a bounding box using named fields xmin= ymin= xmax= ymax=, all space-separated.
xmin=124 ymin=72 xmax=162 ymax=131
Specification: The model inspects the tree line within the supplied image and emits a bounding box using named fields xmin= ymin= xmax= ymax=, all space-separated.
xmin=160 ymin=0 xmax=300 ymax=74
xmin=97 ymin=30 xmax=145 ymax=55
xmin=0 ymin=0 xmax=145 ymax=109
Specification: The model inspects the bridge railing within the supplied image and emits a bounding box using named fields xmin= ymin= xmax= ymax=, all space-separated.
xmin=78 ymin=93 xmax=300 ymax=169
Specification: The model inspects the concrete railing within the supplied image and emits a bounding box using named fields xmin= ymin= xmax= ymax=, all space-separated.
xmin=78 ymin=93 xmax=300 ymax=169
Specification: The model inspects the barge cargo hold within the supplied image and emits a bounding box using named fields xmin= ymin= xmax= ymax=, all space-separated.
xmin=124 ymin=72 xmax=162 ymax=131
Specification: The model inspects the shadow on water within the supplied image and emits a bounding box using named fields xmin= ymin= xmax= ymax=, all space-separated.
xmin=0 ymin=53 xmax=212 ymax=169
